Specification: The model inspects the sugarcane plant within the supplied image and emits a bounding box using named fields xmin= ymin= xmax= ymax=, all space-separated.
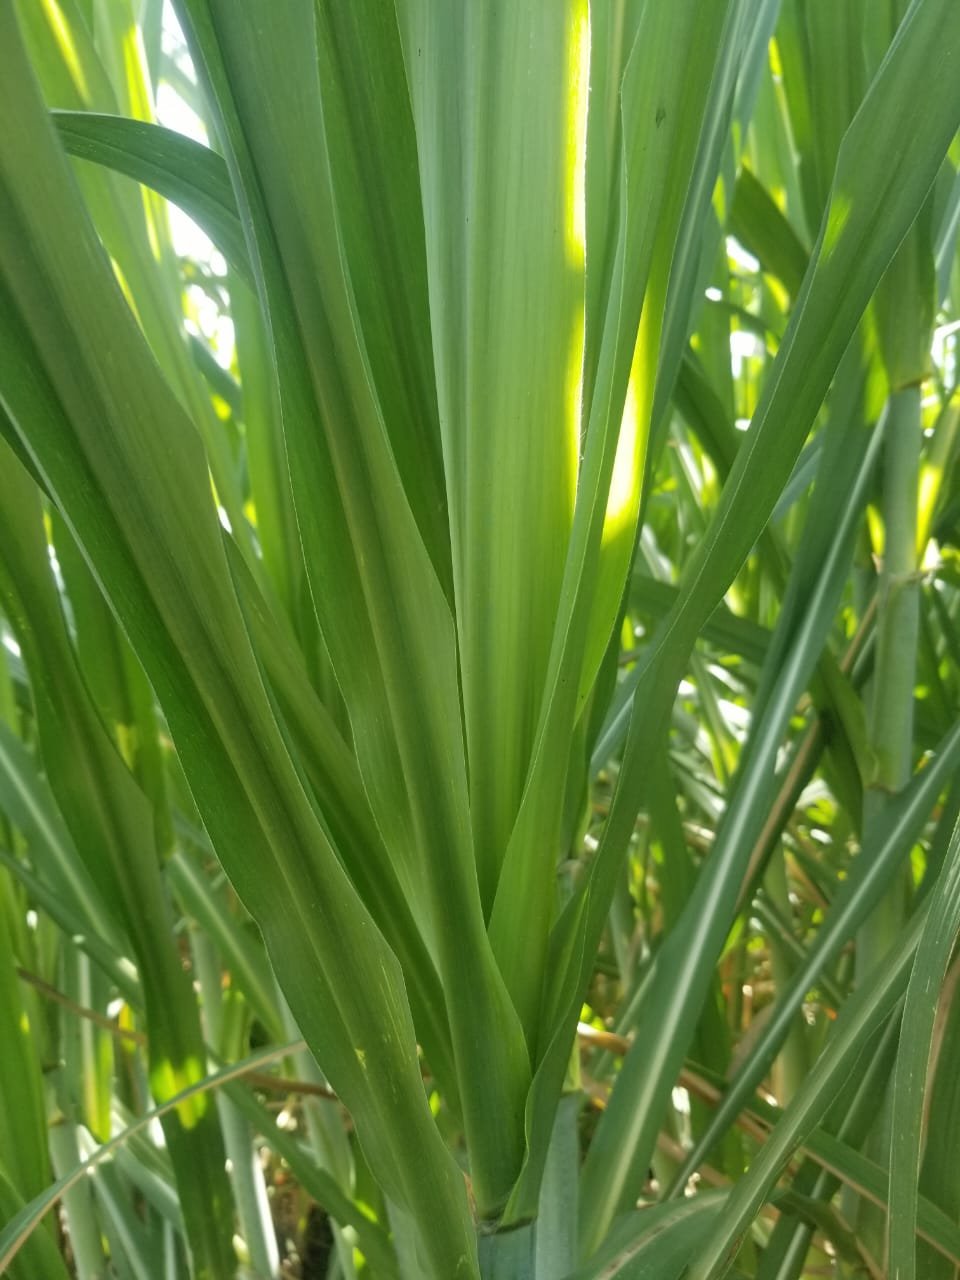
xmin=2 ymin=0 xmax=960 ymax=1277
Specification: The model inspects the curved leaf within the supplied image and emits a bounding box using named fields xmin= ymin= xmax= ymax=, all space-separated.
xmin=51 ymin=109 xmax=252 ymax=284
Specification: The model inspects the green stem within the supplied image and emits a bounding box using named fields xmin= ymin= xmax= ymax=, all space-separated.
xmin=478 ymin=1224 xmax=535 ymax=1280
xmin=533 ymin=1095 xmax=581 ymax=1279
xmin=193 ymin=935 xmax=278 ymax=1280
xmin=858 ymin=385 xmax=922 ymax=980
xmin=764 ymin=848 xmax=809 ymax=1104
xmin=48 ymin=1121 xmax=108 ymax=1280
xmin=855 ymin=384 xmax=922 ymax=1257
